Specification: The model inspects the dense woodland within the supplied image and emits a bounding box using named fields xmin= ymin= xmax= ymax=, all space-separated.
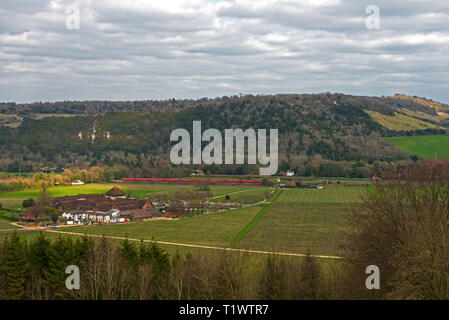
xmin=1 ymin=93 xmax=448 ymax=178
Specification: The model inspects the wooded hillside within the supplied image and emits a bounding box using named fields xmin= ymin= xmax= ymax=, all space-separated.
xmin=1 ymin=93 xmax=447 ymax=177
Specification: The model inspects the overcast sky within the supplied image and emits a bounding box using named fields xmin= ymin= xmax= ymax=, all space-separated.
xmin=1 ymin=0 xmax=448 ymax=103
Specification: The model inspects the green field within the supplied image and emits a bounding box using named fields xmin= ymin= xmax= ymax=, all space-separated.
xmin=0 ymin=219 xmax=19 ymax=231
xmin=277 ymin=186 xmax=366 ymax=203
xmin=63 ymin=206 xmax=263 ymax=247
xmin=0 ymin=183 xmax=260 ymax=208
xmin=239 ymin=187 xmax=367 ymax=255
xmin=210 ymin=187 xmax=273 ymax=203
xmin=385 ymin=134 xmax=449 ymax=158
xmin=230 ymin=190 xmax=282 ymax=248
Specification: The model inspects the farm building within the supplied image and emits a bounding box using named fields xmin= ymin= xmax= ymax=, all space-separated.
xmin=55 ymin=186 xmax=159 ymax=225
xmin=105 ymin=186 xmax=126 ymax=199
xmin=190 ymin=169 xmax=205 ymax=176
xmin=164 ymin=207 xmax=189 ymax=218
xmin=52 ymin=187 xmax=153 ymax=212
xmin=61 ymin=207 xmax=161 ymax=224
xmin=123 ymin=208 xmax=162 ymax=220
xmin=19 ymin=207 xmax=47 ymax=221
xmin=62 ymin=209 xmax=121 ymax=224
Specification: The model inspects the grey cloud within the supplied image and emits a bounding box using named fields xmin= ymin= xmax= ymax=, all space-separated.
xmin=0 ymin=0 xmax=448 ymax=103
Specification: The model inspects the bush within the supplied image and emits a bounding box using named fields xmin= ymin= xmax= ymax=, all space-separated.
xmin=50 ymin=213 xmax=59 ymax=224
xmin=22 ymin=198 xmax=35 ymax=208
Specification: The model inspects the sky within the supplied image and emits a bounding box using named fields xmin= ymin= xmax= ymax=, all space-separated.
xmin=0 ymin=0 xmax=448 ymax=103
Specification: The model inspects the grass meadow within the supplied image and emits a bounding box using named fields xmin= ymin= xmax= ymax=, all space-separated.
xmin=365 ymin=109 xmax=439 ymax=131
xmin=210 ymin=187 xmax=273 ymax=203
xmin=385 ymin=134 xmax=449 ymax=158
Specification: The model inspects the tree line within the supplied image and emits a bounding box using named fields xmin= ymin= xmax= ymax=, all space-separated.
xmin=0 ymin=167 xmax=128 ymax=194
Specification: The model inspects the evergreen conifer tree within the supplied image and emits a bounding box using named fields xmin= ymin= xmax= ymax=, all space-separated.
xmin=2 ymin=232 xmax=29 ymax=300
